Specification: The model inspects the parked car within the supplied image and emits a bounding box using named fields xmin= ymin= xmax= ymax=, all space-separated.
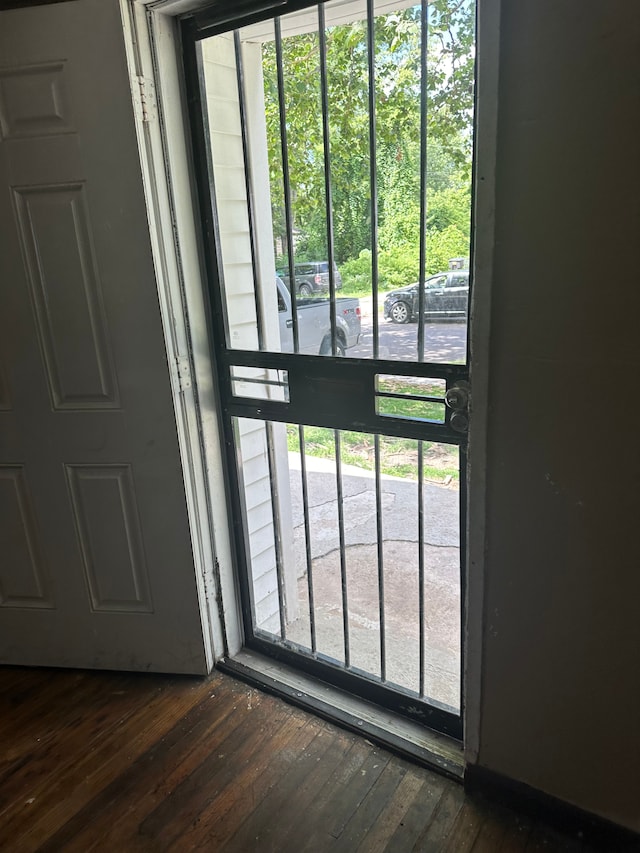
xmin=278 ymin=261 xmax=343 ymax=297
xmin=276 ymin=276 xmax=359 ymax=355
xmin=383 ymin=270 xmax=469 ymax=323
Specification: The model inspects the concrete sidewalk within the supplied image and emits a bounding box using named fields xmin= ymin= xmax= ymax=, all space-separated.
xmin=285 ymin=452 xmax=462 ymax=710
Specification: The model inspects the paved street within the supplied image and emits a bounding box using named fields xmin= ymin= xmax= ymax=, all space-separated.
xmin=348 ymin=296 xmax=467 ymax=362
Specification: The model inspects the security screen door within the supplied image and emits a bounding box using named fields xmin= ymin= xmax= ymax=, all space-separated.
xmin=184 ymin=0 xmax=475 ymax=739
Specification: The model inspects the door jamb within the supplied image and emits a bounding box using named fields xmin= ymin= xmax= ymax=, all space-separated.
xmin=465 ymin=0 xmax=500 ymax=764
xmin=119 ymin=0 xmax=245 ymax=666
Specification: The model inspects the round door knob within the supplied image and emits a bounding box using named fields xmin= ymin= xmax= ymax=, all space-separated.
xmin=450 ymin=411 xmax=469 ymax=433
xmin=445 ymin=381 xmax=470 ymax=411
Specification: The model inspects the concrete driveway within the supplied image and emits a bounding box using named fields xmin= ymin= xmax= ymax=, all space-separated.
xmin=285 ymin=453 xmax=461 ymax=712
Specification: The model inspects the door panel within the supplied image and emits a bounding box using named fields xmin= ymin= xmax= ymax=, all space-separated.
xmin=442 ymin=274 xmax=469 ymax=318
xmin=425 ymin=276 xmax=448 ymax=318
xmin=0 ymin=0 xmax=207 ymax=672
xmin=12 ymin=183 xmax=120 ymax=409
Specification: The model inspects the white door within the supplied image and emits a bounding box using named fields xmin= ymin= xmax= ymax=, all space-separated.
xmin=0 ymin=0 xmax=208 ymax=673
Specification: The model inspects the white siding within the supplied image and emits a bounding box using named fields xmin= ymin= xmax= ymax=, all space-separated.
xmin=202 ymin=35 xmax=295 ymax=632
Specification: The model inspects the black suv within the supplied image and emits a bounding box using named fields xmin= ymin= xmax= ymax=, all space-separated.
xmin=383 ymin=270 xmax=469 ymax=323
xmin=278 ymin=261 xmax=343 ymax=297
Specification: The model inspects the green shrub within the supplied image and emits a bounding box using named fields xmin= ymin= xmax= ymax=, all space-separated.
xmin=340 ymin=227 xmax=469 ymax=295
xmin=339 ymin=249 xmax=374 ymax=294
xmin=379 ymin=245 xmax=420 ymax=289
xmin=422 ymin=225 xmax=470 ymax=275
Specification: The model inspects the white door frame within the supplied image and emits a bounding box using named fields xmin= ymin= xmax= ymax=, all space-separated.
xmin=119 ymin=0 xmax=244 ymax=666
xmin=121 ymin=0 xmax=500 ymax=760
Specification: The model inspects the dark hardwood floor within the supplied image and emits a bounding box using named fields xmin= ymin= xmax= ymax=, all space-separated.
xmin=0 ymin=666 xmax=633 ymax=852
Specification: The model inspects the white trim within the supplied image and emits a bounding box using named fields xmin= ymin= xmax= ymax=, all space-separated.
xmin=142 ymin=0 xmax=205 ymax=12
xmin=120 ymin=0 xmax=244 ymax=665
xmin=464 ymin=0 xmax=501 ymax=763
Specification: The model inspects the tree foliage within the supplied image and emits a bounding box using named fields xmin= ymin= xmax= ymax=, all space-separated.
xmin=262 ymin=0 xmax=475 ymax=275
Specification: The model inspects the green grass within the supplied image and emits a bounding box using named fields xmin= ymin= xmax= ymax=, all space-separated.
xmin=376 ymin=379 xmax=445 ymax=422
xmin=340 ymin=286 xmax=390 ymax=300
xmin=286 ymin=423 xmax=458 ymax=484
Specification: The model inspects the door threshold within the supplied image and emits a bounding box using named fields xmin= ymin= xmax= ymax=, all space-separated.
xmin=218 ymin=648 xmax=464 ymax=781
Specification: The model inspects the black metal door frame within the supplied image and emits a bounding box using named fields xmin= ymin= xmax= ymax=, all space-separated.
xmin=181 ymin=0 xmax=471 ymax=741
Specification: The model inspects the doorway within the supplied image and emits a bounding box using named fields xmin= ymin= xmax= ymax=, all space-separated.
xmin=183 ymin=0 xmax=475 ymax=740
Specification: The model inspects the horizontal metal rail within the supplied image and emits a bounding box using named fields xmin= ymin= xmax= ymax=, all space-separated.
xmin=224 ymin=401 xmax=463 ymax=445
xmin=232 ymin=375 xmax=289 ymax=389
xmin=376 ymin=391 xmax=445 ymax=404
xmin=222 ymin=348 xmax=468 ymax=379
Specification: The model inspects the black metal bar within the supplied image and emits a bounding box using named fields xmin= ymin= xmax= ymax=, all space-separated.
xmin=224 ymin=348 xmax=469 ymax=379
xmin=465 ymin=3 xmax=479 ymax=369
xmin=379 ymin=414 xmax=444 ymax=428
xmin=317 ymin=4 xmax=338 ymax=356
xmin=232 ymin=373 xmax=288 ymax=388
xmin=194 ymin=0 xmax=318 ymax=39
xmin=367 ymin=0 xmax=380 ymax=360
xmin=196 ymin=0 xmax=287 ymax=32
xmin=246 ymin=634 xmax=462 ymax=738
xmin=234 ymin=31 xmax=266 ymax=352
xmin=222 ymin=369 xmax=465 ymax=442
xmin=266 ymin=420 xmax=287 ymax=639
xmin=298 ymin=424 xmax=317 ymax=653
xmin=417 ymin=0 xmax=429 ymax=361
xmin=374 ymin=434 xmax=386 ymax=681
xmin=458 ymin=443 xmax=467 ymax=722
xmin=418 ymin=439 xmax=425 ymax=697
xmin=226 ymin=402 xmax=462 ymax=445
xmin=274 ymin=17 xmax=301 ymax=354
xmin=334 ymin=430 xmax=350 ymax=666
xmin=376 ymin=391 xmax=444 ymax=404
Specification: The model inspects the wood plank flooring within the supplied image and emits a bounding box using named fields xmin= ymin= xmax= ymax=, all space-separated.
xmin=0 ymin=666 xmax=633 ymax=852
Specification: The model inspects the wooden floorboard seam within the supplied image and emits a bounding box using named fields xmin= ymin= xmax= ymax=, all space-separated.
xmin=0 ymin=667 xmax=629 ymax=853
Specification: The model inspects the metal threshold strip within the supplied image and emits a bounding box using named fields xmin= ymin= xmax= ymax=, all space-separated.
xmin=218 ymin=648 xmax=464 ymax=780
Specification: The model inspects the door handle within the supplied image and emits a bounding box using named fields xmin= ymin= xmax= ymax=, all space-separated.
xmin=444 ymin=381 xmax=469 ymax=412
xmin=449 ymin=411 xmax=469 ymax=433
xmin=286 ymin=318 xmax=293 ymax=328
xmin=445 ymin=380 xmax=470 ymax=433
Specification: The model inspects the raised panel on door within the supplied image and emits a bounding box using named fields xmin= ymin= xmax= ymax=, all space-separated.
xmin=12 ymin=182 xmax=119 ymax=409
xmin=0 ymin=467 xmax=52 ymax=609
xmin=0 ymin=60 xmax=75 ymax=140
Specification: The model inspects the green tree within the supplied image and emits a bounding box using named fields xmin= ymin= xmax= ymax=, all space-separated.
xmin=262 ymin=0 xmax=475 ymax=267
